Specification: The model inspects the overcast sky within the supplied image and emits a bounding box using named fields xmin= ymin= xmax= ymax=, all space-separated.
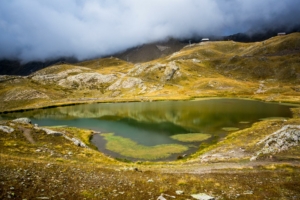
xmin=0 ymin=0 xmax=299 ymax=62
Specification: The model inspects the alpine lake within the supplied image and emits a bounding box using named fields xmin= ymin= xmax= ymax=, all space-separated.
xmin=1 ymin=98 xmax=297 ymax=161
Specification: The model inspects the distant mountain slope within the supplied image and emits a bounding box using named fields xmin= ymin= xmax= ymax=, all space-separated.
xmin=0 ymin=33 xmax=299 ymax=112
xmin=1 ymin=27 xmax=300 ymax=76
xmin=114 ymin=38 xmax=186 ymax=63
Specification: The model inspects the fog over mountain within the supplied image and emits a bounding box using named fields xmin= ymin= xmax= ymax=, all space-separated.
xmin=0 ymin=0 xmax=299 ymax=63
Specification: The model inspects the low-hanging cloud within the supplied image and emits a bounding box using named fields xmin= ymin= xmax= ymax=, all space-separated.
xmin=0 ymin=0 xmax=299 ymax=62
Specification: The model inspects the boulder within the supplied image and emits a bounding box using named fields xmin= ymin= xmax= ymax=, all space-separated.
xmin=40 ymin=128 xmax=63 ymax=136
xmin=176 ymin=190 xmax=184 ymax=195
xmin=191 ymin=193 xmax=215 ymax=200
xmin=0 ymin=126 xmax=14 ymax=133
xmin=12 ymin=118 xmax=31 ymax=124
xmin=162 ymin=62 xmax=179 ymax=81
xmin=71 ymin=138 xmax=87 ymax=148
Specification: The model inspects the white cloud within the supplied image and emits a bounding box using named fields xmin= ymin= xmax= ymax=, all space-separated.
xmin=0 ymin=0 xmax=299 ymax=62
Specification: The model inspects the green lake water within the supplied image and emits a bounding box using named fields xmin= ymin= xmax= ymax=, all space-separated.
xmin=1 ymin=98 xmax=296 ymax=161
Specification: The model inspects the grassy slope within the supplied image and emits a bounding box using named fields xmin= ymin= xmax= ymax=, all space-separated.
xmin=1 ymin=117 xmax=300 ymax=199
xmin=0 ymin=33 xmax=300 ymax=112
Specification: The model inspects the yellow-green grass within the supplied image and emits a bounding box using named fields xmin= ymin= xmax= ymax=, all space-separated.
xmin=0 ymin=33 xmax=300 ymax=113
xmin=171 ymin=133 xmax=211 ymax=142
xmin=102 ymin=133 xmax=188 ymax=160
xmin=222 ymin=127 xmax=240 ymax=131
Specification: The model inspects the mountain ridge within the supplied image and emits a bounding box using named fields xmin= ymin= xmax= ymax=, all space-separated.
xmin=1 ymin=28 xmax=299 ymax=76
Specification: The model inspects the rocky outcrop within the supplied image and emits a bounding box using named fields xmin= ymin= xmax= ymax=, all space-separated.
xmin=32 ymin=68 xmax=89 ymax=85
xmin=127 ymin=64 xmax=149 ymax=76
xmin=251 ymin=125 xmax=300 ymax=161
xmin=58 ymin=72 xmax=117 ymax=90
xmin=39 ymin=128 xmax=63 ymax=136
xmin=0 ymin=126 xmax=14 ymax=133
xmin=162 ymin=61 xmax=180 ymax=81
xmin=34 ymin=126 xmax=87 ymax=148
xmin=128 ymin=62 xmax=180 ymax=82
xmin=12 ymin=118 xmax=31 ymax=124
xmin=71 ymin=138 xmax=87 ymax=147
xmin=107 ymin=77 xmax=143 ymax=91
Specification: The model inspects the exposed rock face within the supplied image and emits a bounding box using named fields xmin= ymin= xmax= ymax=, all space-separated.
xmin=0 ymin=126 xmax=14 ymax=133
xmin=71 ymin=138 xmax=87 ymax=147
xmin=58 ymin=72 xmax=117 ymax=89
xmin=39 ymin=128 xmax=63 ymax=136
xmin=12 ymin=118 xmax=31 ymax=124
xmin=32 ymin=68 xmax=89 ymax=85
xmin=251 ymin=125 xmax=300 ymax=161
xmin=128 ymin=64 xmax=149 ymax=76
xmin=108 ymin=77 xmax=143 ymax=91
xmin=3 ymin=89 xmax=49 ymax=101
xmin=128 ymin=62 xmax=180 ymax=82
xmin=122 ymin=77 xmax=143 ymax=89
xmin=162 ymin=61 xmax=180 ymax=81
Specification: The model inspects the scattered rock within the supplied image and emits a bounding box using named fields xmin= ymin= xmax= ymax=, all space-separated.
xmin=71 ymin=138 xmax=87 ymax=148
xmin=191 ymin=193 xmax=215 ymax=200
xmin=251 ymin=125 xmax=300 ymax=161
xmin=108 ymin=77 xmax=143 ymax=91
xmin=147 ymin=179 xmax=154 ymax=183
xmin=121 ymin=77 xmax=143 ymax=89
xmin=40 ymin=128 xmax=63 ymax=136
xmin=0 ymin=125 xmax=14 ymax=133
xmin=12 ymin=118 xmax=31 ymax=124
xmin=162 ymin=61 xmax=179 ymax=81
xmin=157 ymin=193 xmax=175 ymax=200
xmin=110 ymin=90 xmax=121 ymax=97
xmin=58 ymin=72 xmax=117 ymax=90
xmin=32 ymin=67 xmax=90 ymax=84
xmin=128 ymin=64 xmax=149 ymax=76
xmin=176 ymin=190 xmax=184 ymax=195
xmin=192 ymin=59 xmax=201 ymax=63
xmin=36 ymin=197 xmax=50 ymax=200
xmin=157 ymin=194 xmax=167 ymax=200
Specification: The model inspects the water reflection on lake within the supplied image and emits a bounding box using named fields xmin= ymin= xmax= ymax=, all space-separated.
xmin=1 ymin=98 xmax=296 ymax=161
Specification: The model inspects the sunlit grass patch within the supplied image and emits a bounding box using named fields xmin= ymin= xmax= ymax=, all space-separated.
xmin=171 ymin=133 xmax=211 ymax=142
xmin=222 ymin=127 xmax=240 ymax=131
xmin=102 ymin=133 xmax=188 ymax=160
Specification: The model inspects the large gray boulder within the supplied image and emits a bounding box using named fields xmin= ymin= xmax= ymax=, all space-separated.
xmin=191 ymin=193 xmax=215 ymax=200
xmin=12 ymin=118 xmax=31 ymax=124
xmin=40 ymin=128 xmax=63 ymax=136
xmin=71 ymin=138 xmax=87 ymax=148
xmin=0 ymin=126 xmax=14 ymax=133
